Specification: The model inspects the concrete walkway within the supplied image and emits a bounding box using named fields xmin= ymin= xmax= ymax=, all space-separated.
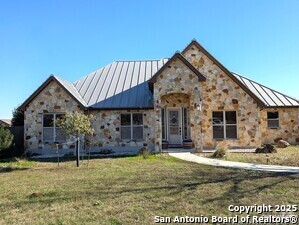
xmin=169 ymin=152 xmax=299 ymax=173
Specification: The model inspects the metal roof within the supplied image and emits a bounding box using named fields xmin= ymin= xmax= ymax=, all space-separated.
xmin=72 ymin=59 xmax=299 ymax=109
xmin=74 ymin=59 xmax=168 ymax=108
xmin=232 ymin=72 xmax=299 ymax=107
xmin=55 ymin=76 xmax=88 ymax=107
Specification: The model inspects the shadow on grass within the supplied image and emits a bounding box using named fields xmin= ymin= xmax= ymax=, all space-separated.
xmin=5 ymin=172 xmax=299 ymax=212
xmin=198 ymin=169 xmax=299 ymax=205
xmin=0 ymin=167 xmax=29 ymax=173
xmin=2 ymin=158 xmax=298 ymax=212
xmin=27 ymin=154 xmax=138 ymax=163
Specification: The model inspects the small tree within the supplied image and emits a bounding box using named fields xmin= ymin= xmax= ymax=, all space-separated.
xmin=0 ymin=126 xmax=14 ymax=152
xmin=57 ymin=112 xmax=94 ymax=167
xmin=11 ymin=106 xmax=24 ymax=126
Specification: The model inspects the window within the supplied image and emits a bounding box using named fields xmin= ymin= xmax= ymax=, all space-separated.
xmin=267 ymin=112 xmax=279 ymax=128
xmin=120 ymin=113 xmax=143 ymax=140
xmin=43 ymin=113 xmax=66 ymax=142
xmin=212 ymin=111 xmax=237 ymax=139
xmin=161 ymin=109 xmax=166 ymax=140
xmin=182 ymin=108 xmax=190 ymax=139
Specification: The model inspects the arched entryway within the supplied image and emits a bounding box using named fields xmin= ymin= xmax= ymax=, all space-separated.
xmin=160 ymin=93 xmax=191 ymax=147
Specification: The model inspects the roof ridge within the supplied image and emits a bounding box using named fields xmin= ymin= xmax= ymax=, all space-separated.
xmin=231 ymin=71 xmax=299 ymax=103
xmin=54 ymin=76 xmax=88 ymax=106
xmin=115 ymin=58 xmax=169 ymax=62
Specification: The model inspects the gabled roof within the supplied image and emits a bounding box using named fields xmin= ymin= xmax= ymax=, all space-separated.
xmin=55 ymin=76 xmax=87 ymax=107
xmin=233 ymin=72 xmax=299 ymax=107
xmin=19 ymin=75 xmax=87 ymax=111
xmin=149 ymin=52 xmax=206 ymax=83
xmin=182 ymin=40 xmax=266 ymax=107
xmin=20 ymin=40 xmax=299 ymax=110
xmin=74 ymin=59 xmax=168 ymax=109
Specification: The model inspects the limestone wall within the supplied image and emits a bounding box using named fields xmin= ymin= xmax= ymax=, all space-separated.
xmin=183 ymin=44 xmax=262 ymax=148
xmin=153 ymin=58 xmax=202 ymax=151
xmin=89 ymin=109 xmax=155 ymax=148
xmin=24 ymin=80 xmax=155 ymax=152
xmin=261 ymin=108 xmax=299 ymax=143
xmin=24 ymin=81 xmax=83 ymax=150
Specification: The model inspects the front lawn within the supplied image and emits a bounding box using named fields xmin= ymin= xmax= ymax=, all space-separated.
xmin=226 ymin=145 xmax=299 ymax=167
xmin=0 ymin=155 xmax=298 ymax=224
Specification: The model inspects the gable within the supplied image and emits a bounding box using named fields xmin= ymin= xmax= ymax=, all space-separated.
xmin=19 ymin=76 xmax=87 ymax=111
xmin=182 ymin=40 xmax=265 ymax=107
xmin=149 ymin=52 xmax=206 ymax=83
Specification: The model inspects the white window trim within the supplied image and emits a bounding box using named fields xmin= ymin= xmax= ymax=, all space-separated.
xmin=212 ymin=111 xmax=238 ymax=139
xmin=267 ymin=112 xmax=279 ymax=128
xmin=42 ymin=113 xmax=66 ymax=143
xmin=120 ymin=113 xmax=144 ymax=141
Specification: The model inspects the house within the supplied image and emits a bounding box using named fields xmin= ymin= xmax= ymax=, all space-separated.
xmin=0 ymin=119 xmax=12 ymax=127
xmin=19 ymin=40 xmax=299 ymax=154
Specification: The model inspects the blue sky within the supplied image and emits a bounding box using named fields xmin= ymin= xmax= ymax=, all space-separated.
xmin=0 ymin=0 xmax=298 ymax=119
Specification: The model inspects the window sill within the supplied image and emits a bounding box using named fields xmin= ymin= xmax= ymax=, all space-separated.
xmin=121 ymin=139 xmax=145 ymax=142
xmin=213 ymin=138 xmax=239 ymax=141
xmin=267 ymin=127 xmax=280 ymax=129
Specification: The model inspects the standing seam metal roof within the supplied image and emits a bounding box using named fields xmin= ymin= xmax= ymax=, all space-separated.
xmin=74 ymin=59 xmax=168 ymax=108
xmin=72 ymin=59 xmax=299 ymax=108
xmin=232 ymin=72 xmax=299 ymax=107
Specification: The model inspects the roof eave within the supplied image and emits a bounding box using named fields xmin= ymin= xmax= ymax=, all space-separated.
xmin=182 ymin=40 xmax=266 ymax=107
xmin=149 ymin=52 xmax=206 ymax=83
xmin=263 ymin=105 xmax=299 ymax=109
xmin=87 ymin=106 xmax=154 ymax=110
xmin=19 ymin=76 xmax=87 ymax=111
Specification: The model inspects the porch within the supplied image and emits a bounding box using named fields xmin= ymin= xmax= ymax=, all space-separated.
xmin=155 ymin=92 xmax=202 ymax=151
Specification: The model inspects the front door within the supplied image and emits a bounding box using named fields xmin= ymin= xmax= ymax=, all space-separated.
xmin=168 ymin=108 xmax=182 ymax=146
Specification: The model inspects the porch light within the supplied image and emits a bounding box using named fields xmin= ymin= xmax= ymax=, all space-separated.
xmin=196 ymin=103 xmax=202 ymax=111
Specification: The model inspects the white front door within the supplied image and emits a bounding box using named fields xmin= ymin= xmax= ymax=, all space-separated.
xmin=168 ymin=108 xmax=182 ymax=145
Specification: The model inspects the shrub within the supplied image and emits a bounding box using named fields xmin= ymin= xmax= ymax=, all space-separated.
xmin=0 ymin=126 xmax=14 ymax=151
xmin=255 ymin=144 xmax=277 ymax=154
xmin=11 ymin=106 xmax=24 ymax=126
xmin=212 ymin=146 xmax=228 ymax=158
xmin=99 ymin=148 xmax=113 ymax=154
xmin=138 ymin=147 xmax=150 ymax=159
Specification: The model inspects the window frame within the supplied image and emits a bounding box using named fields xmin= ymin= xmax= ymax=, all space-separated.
xmin=161 ymin=108 xmax=167 ymax=140
xmin=212 ymin=110 xmax=238 ymax=140
xmin=120 ymin=113 xmax=144 ymax=141
xmin=182 ymin=107 xmax=190 ymax=139
xmin=42 ymin=113 xmax=66 ymax=143
xmin=267 ymin=111 xmax=279 ymax=129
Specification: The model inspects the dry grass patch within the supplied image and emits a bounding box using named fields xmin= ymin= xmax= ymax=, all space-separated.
xmin=226 ymin=145 xmax=299 ymax=167
xmin=0 ymin=155 xmax=298 ymax=224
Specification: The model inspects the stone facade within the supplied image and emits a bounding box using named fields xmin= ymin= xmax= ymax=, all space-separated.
xmin=24 ymin=81 xmax=155 ymax=152
xmin=261 ymin=108 xmax=299 ymax=144
xmin=24 ymin=81 xmax=83 ymax=150
xmin=182 ymin=44 xmax=262 ymax=148
xmin=89 ymin=109 xmax=155 ymax=148
xmin=153 ymin=57 xmax=202 ymax=151
xmin=23 ymin=43 xmax=299 ymax=153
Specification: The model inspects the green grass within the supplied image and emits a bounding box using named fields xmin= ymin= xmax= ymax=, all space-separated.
xmin=0 ymin=155 xmax=298 ymax=224
xmin=225 ymin=145 xmax=299 ymax=167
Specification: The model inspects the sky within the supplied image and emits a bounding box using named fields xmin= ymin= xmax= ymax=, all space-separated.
xmin=0 ymin=0 xmax=298 ymax=119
